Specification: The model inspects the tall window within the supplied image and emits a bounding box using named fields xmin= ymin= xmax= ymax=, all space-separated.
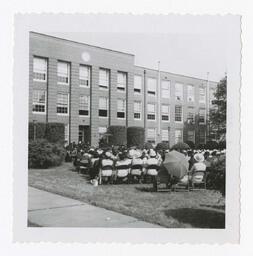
xmin=199 ymin=108 xmax=206 ymax=124
xmin=33 ymin=57 xmax=47 ymax=82
xmin=117 ymin=99 xmax=126 ymax=119
xmin=57 ymin=93 xmax=69 ymax=114
xmin=199 ymin=130 xmax=206 ymax=144
xmin=199 ymin=87 xmax=206 ymax=103
xmin=161 ymin=80 xmax=170 ymax=99
xmin=64 ymin=124 xmax=69 ymax=144
xmin=79 ymin=95 xmax=90 ymax=116
xmin=32 ymin=90 xmax=46 ymax=113
xmin=162 ymin=129 xmax=169 ymax=142
xmin=175 ymin=129 xmax=183 ymax=143
xmin=187 ymin=85 xmax=195 ymax=102
xmin=175 ymin=83 xmax=183 ymax=101
xmin=57 ymin=61 xmax=70 ymax=85
xmin=79 ymin=65 xmax=90 ymax=87
xmin=99 ymin=68 xmax=109 ymax=89
xmin=147 ymin=128 xmax=156 ymax=144
xmin=147 ymin=103 xmax=156 ymax=120
xmin=98 ymin=97 xmax=108 ymax=117
xmin=117 ymin=72 xmax=127 ymax=92
xmin=175 ymin=105 xmax=183 ymax=122
xmin=147 ymin=78 xmax=156 ymax=96
xmin=161 ymin=105 xmax=170 ymax=121
xmin=134 ymin=101 xmax=142 ymax=120
xmin=134 ymin=75 xmax=142 ymax=94
xmin=187 ymin=130 xmax=195 ymax=143
xmin=187 ymin=107 xmax=195 ymax=124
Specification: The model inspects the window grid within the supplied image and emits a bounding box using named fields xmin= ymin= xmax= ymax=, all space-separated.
xmin=79 ymin=65 xmax=90 ymax=87
xmin=33 ymin=57 xmax=47 ymax=82
xmin=79 ymin=95 xmax=90 ymax=116
xmin=57 ymin=93 xmax=68 ymax=114
xmin=161 ymin=80 xmax=170 ymax=99
xmin=99 ymin=68 xmax=109 ymax=90
xmin=187 ymin=130 xmax=195 ymax=143
xmin=32 ymin=90 xmax=46 ymax=113
xmin=147 ymin=78 xmax=156 ymax=96
xmin=117 ymin=72 xmax=127 ymax=92
xmin=99 ymin=97 xmax=108 ymax=117
xmin=134 ymin=75 xmax=142 ymax=94
xmin=117 ymin=99 xmax=126 ymax=119
xmin=162 ymin=129 xmax=169 ymax=142
xmin=134 ymin=101 xmax=142 ymax=120
xmin=175 ymin=83 xmax=183 ymax=101
xmin=175 ymin=105 xmax=183 ymax=122
xmin=161 ymin=105 xmax=170 ymax=121
xmin=175 ymin=129 xmax=183 ymax=143
xmin=199 ymin=109 xmax=206 ymax=124
xmin=199 ymin=87 xmax=206 ymax=103
xmin=57 ymin=61 xmax=70 ymax=85
xmin=147 ymin=128 xmax=156 ymax=143
xmin=187 ymin=85 xmax=195 ymax=102
xmin=147 ymin=103 xmax=156 ymax=120
xmin=199 ymin=130 xmax=206 ymax=144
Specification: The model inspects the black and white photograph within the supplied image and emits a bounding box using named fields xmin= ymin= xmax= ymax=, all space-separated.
xmin=12 ymin=13 xmax=240 ymax=243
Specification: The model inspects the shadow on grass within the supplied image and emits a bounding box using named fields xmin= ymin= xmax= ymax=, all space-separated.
xmin=164 ymin=208 xmax=225 ymax=228
xmin=200 ymin=204 xmax=225 ymax=211
xmin=135 ymin=187 xmax=155 ymax=193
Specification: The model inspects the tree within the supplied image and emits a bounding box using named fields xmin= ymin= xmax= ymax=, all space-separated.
xmin=209 ymin=76 xmax=227 ymax=143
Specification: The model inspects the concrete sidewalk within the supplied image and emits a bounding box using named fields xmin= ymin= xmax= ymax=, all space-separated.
xmin=28 ymin=187 xmax=161 ymax=228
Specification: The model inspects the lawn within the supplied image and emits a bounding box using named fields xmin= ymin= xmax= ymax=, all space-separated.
xmin=28 ymin=162 xmax=225 ymax=228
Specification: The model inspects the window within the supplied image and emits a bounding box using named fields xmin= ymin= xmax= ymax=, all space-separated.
xmin=199 ymin=130 xmax=206 ymax=144
xmin=134 ymin=101 xmax=142 ymax=120
xmin=57 ymin=93 xmax=69 ymax=114
xmin=64 ymin=124 xmax=69 ymax=144
xmin=199 ymin=87 xmax=206 ymax=103
xmin=134 ymin=75 xmax=142 ymax=94
xmin=147 ymin=128 xmax=156 ymax=144
xmin=33 ymin=57 xmax=47 ymax=82
xmin=32 ymin=90 xmax=46 ymax=113
xmin=161 ymin=105 xmax=170 ymax=121
xmin=175 ymin=129 xmax=183 ymax=143
xmin=99 ymin=68 xmax=109 ymax=89
xmin=79 ymin=65 xmax=90 ymax=87
xmin=117 ymin=72 xmax=127 ymax=92
xmin=187 ymin=85 xmax=195 ymax=102
xmin=175 ymin=105 xmax=183 ymax=122
xmin=187 ymin=107 xmax=195 ymax=124
xmin=57 ymin=61 xmax=70 ymax=85
xmin=161 ymin=80 xmax=170 ymax=99
xmin=98 ymin=127 xmax=107 ymax=139
xmin=175 ymin=83 xmax=183 ymax=101
xmin=209 ymin=88 xmax=215 ymax=105
xmin=199 ymin=109 xmax=206 ymax=124
xmin=162 ymin=129 xmax=169 ymax=142
xmin=79 ymin=95 xmax=90 ymax=116
xmin=147 ymin=78 xmax=156 ymax=96
xmin=147 ymin=103 xmax=156 ymax=120
xmin=98 ymin=97 xmax=108 ymax=117
xmin=117 ymin=99 xmax=126 ymax=119
xmin=187 ymin=130 xmax=195 ymax=143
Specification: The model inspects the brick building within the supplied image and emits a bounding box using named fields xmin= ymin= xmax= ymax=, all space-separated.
xmin=29 ymin=32 xmax=218 ymax=147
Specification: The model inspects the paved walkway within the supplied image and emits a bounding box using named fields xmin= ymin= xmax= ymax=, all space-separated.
xmin=28 ymin=187 xmax=160 ymax=228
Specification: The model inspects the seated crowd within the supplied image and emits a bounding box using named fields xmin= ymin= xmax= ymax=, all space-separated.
xmin=65 ymin=141 xmax=226 ymax=186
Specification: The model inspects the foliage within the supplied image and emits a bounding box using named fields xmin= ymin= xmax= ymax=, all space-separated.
xmin=209 ymin=76 xmax=227 ymax=143
xmin=127 ymin=127 xmax=145 ymax=148
xmin=206 ymin=156 xmax=226 ymax=196
xmin=171 ymin=142 xmax=190 ymax=150
xmin=156 ymin=142 xmax=170 ymax=151
xmin=205 ymin=141 xmax=219 ymax=150
xmin=143 ymin=142 xmax=154 ymax=150
xmin=29 ymin=122 xmax=65 ymax=144
xmin=107 ymin=126 xmax=127 ymax=146
xmin=28 ymin=139 xmax=66 ymax=168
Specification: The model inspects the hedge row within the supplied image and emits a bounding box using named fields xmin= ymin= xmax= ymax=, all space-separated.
xmin=29 ymin=122 xmax=65 ymax=144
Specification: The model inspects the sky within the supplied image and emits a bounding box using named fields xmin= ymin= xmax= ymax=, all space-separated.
xmin=48 ymin=19 xmax=229 ymax=82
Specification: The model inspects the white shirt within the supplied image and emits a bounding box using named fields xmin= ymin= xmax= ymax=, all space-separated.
xmin=190 ymin=162 xmax=206 ymax=172
xmin=101 ymin=159 xmax=113 ymax=167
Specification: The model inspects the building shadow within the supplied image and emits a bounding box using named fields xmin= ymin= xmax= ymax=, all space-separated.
xmin=164 ymin=207 xmax=225 ymax=228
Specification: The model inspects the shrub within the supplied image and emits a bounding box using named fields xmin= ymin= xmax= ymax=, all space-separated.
xmin=107 ymin=126 xmax=127 ymax=146
xmin=143 ymin=142 xmax=154 ymax=150
xmin=205 ymin=140 xmax=219 ymax=150
xmin=185 ymin=140 xmax=195 ymax=149
xmin=29 ymin=122 xmax=65 ymax=144
xmin=156 ymin=142 xmax=170 ymax=151
xmin=28 ymin=139 xmax=66 ymax=168
xmin=127 ymin=127 xmax=145 ymax=147
xmin=171 ymin=142 xmax=190 ymax=151
xmin=206 ymin=157 xmax=226 ymax=196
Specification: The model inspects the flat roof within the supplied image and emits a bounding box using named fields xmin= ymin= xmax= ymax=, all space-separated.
xmin=30 ymin=31 xmax=135 ymax=57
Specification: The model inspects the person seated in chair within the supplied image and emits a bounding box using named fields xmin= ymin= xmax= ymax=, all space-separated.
xmin=188 ymin=153 xmax=206 ymax=186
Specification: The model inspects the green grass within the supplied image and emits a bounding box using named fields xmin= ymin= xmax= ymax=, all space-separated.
xmin=28 ymin=162 xmax=225 ymax=228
